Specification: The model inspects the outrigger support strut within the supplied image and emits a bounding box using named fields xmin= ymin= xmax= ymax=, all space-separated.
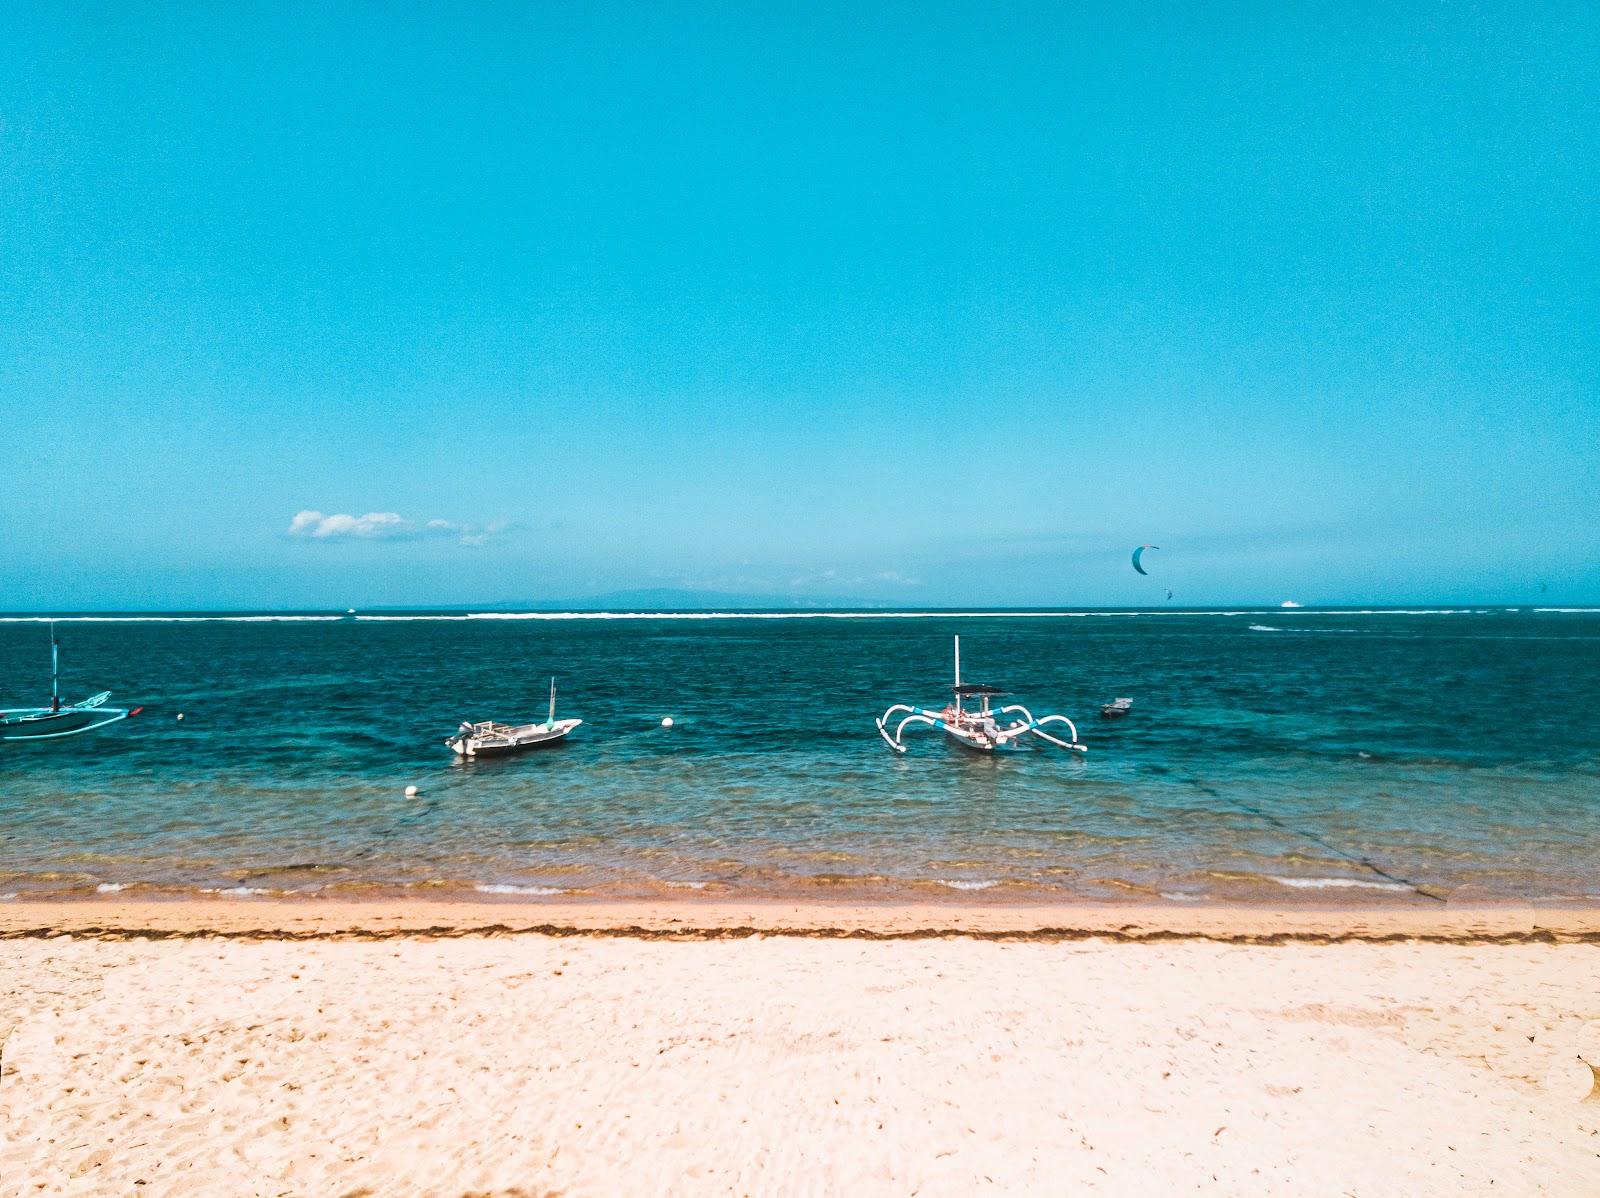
xmin=876 ymin=704 xmax=945 ymax=753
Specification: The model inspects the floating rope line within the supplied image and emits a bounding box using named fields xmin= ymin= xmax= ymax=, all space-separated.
xmin=1186 ymin=777 xmax=1446 ymax=902
xmin=347 ymin=795 xmax=440 ymax=862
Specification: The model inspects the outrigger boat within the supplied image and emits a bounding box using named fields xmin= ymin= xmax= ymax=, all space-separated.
xmin=1 ymin=624 xmax=141 ymax=742
xmin=875 ymin=637 xmax=1085 ymax=755
xmin=447 ymin=677 xmax=582 ymax=757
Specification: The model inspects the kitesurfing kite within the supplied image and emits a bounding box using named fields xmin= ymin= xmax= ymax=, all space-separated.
xmin=1131 ymin=545 xmax=1159 ymax=576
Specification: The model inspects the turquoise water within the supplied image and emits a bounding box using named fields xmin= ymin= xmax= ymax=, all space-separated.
xmin=2 ymin=609 xmax=1597 ymax=904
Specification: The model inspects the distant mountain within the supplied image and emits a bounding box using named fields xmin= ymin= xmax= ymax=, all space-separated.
xmin=480 ymin=588 xmax=892 ymax=611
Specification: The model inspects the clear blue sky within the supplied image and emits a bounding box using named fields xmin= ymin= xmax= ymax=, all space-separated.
xmin=2 ymin=2 xmax=1595 ymax=608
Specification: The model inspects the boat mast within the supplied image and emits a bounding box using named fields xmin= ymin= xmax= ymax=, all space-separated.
xmin=548 ymin=676 xmax=557 ymax=726
xmin=953 ymin=635 xmax=962 ymax=717
xmin=50 ymin=621 xmax=60 ymax=712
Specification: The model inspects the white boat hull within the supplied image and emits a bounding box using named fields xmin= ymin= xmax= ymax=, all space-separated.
xmin=448 ymin=718 xmax=583 ymax=757
xmin=941 ymin=725 xmax=1015 ymax=753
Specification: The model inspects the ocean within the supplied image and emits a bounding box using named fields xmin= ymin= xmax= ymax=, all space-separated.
xmin=2 ymin=608 xmax=1597 ymax=905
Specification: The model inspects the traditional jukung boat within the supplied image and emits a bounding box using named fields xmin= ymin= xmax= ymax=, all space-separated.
xmin=447 ymin=677 xmax=582 ymax=757
xmin=875 ymin=637 xmax=1085 ymax=755
xmin=1 ymin=624 xmax=141 ymax=742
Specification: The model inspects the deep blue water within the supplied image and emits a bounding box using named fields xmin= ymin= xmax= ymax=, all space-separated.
xmin=2 ymin=609 xmax=1597 ymax=904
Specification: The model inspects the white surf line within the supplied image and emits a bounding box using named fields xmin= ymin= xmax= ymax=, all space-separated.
xmin=361 ymin=610 xmax=1232 ymax=621
xmin=473 ymin=883 xmax=567 ymax=896
xmin=0 ymin=615 xmax=345 ymax=623
xmin=0 ymin=611 xmax=1187 ymax=623
xmin=361 ymin=608 xmax=1484 ymax=621
xmin=1267 ymin=876 xmax=1412 ymax=892
xmin=0 ymin=607 xmax=1512 ymax=624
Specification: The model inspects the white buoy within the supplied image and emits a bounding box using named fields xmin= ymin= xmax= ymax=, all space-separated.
xmin=661 ymin=717 xmax=674 ymax=728
xmin=404 ymin=785 xmax=420 ymax=798
xmin=176 ymin=712 xmax=185 ymax=721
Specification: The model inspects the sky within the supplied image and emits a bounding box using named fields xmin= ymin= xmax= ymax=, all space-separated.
xmin=1 ymin=2 xmax=1596 ymax=609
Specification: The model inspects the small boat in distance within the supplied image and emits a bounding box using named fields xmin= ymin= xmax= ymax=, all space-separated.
xmin=447 ymin=677 xmax=582 ymax=757
xmin=1 ymin=623 xmax=141 ymax=742
xmin=876 ymin=636 xmax=1085 ymax=755
xmin=1100 ymin=697 xmax=1134 ymax=718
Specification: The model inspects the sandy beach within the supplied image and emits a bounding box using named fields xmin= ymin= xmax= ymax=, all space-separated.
xmin=3 ymin=901 xmax=1598 ymax=1196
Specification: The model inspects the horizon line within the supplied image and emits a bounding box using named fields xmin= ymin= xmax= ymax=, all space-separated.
xmin=1 ymin=603 xmax=1594 ymax=620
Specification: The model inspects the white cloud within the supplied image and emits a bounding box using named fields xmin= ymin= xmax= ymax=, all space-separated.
xmin=287 ymin=510 xmax=514 ymax=546
xmin=287 ymin=510 xmax=326 ymax=535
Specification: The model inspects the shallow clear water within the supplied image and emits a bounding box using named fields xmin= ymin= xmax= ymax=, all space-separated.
xmin=2 ymin=609 xmax=1597 ymax=904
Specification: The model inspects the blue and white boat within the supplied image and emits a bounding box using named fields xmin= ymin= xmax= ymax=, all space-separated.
xmin=1 ymin=624 xmax=141 ymax=741
xmin=447 ymin=677 xmax=582 ymax=757
xmin=875 ymin=637 xmax=1085 ymax=755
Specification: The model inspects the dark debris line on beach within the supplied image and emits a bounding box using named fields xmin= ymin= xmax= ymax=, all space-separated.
xmin=3 ymin=925 xmax=1594 ymax=945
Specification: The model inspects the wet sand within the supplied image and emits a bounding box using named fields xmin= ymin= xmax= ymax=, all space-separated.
xmin=4 ymin=895 xmax=1599 ymax=940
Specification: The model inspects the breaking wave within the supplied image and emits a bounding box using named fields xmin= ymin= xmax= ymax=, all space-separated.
xmin=200 ymin=886 xmax=276 ymax=897
xmin=473 ymin=883 xmax=567 ymax=896
xmin=0 ymin=607 xmax=1539 ymax=624
xmin=1267 ymin=876 xmax=1412 ymax=892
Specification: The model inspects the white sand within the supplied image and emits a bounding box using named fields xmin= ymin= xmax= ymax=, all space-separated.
xmin=3 ymin=933 xmax=1598 ymax=1196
